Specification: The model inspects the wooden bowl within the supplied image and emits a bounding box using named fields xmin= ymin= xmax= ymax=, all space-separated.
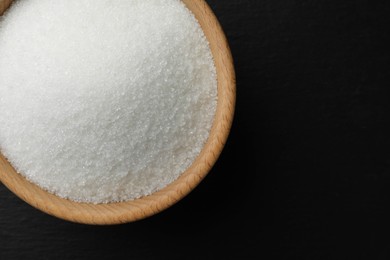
xmin=0 ymin=0 xmax=235 ymax=225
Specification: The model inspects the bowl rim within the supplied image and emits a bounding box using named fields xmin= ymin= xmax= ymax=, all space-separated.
xmin=0 ymin=0 xmax=236 ymax=225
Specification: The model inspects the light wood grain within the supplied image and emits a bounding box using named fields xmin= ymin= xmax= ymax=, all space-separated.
xmin=0 ymin=0 xmax=236 ymax=225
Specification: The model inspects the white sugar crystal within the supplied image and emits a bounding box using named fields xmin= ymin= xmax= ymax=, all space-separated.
xmin=0 ymin=0 xmax=217 ymax=203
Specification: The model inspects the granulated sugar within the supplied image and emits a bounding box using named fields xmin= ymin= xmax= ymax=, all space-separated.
xmin=0 ymin=0 xmax=217 ymax=203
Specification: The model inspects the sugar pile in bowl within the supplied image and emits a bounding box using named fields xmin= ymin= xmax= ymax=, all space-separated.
xmin=0 ymin=0 xmax=217 ymax=203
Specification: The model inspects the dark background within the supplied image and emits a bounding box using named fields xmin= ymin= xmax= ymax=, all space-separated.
xmin=1 ymin=0 xmax=390 ymax=259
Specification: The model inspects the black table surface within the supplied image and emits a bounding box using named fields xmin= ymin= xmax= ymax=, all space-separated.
xmin=1 ymin=0 xmax=390 ymax=259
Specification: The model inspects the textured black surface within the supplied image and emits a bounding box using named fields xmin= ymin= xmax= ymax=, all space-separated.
xmin=1 ymin=0 xmax=390 ymax=259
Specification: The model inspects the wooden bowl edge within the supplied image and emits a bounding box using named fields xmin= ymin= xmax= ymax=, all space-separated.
xmin=0 ymin=0 xmax=236 ymax=225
